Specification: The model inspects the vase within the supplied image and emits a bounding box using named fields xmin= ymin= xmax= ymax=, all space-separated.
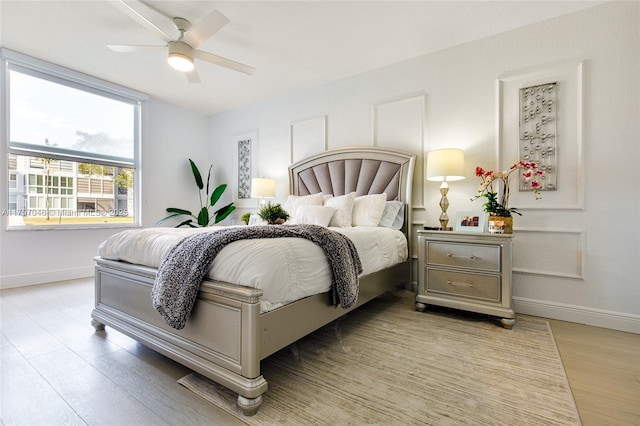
xmin=488 ymin=216 xmax=513 ymax=234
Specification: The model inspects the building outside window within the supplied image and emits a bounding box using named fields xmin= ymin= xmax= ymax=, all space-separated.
xmin=2 ymin=49 xmax=145 ymax=228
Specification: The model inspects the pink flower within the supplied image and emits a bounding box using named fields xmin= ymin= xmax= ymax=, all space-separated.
xmin=472 ymin=159 xmax=543 ymax=215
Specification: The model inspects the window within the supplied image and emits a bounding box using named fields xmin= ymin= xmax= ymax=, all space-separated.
xmin=8 ymin=173 xmax=17 ymax=189
xmin=2 ymin=49 xmax=146 ymax=228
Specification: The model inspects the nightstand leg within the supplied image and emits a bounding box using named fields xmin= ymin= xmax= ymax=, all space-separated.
xmin=500 ymin=318 xmax=516 ymax=330
xmin=415 ymin=302 xmax=427 ymax=312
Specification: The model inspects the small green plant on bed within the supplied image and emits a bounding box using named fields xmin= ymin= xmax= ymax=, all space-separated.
xmin=240 ymin=212 xmax=252 ymax=225
xmin=258 ymin=202 xmax=290 ymax=224
xmin=159 ymin=159 xmax=235 ymax=227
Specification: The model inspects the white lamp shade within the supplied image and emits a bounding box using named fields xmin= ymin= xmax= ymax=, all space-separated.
xmin=250 ymin=178 xmax=276 ymax=198
xmin=426 ymin=148 xmax=465 ymax=182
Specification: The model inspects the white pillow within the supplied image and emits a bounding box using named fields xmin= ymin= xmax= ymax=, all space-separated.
xmin=290 ymin=205 xmax=335 ymax=227
xmin=352 ymin=193 xmax=387 ymax=227
xmin=283 ymin=193 xmax=324 ymax=218
xmin=324 ymin=192 xmax=356 ymax=227
xmin=378 ymin=201 xmax=405 ymax=230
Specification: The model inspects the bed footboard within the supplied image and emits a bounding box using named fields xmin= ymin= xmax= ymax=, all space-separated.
xmin=91 ymin=257 xmax=268 ymax=415
xmin=92 ymin=257 xmax=408 ymax=416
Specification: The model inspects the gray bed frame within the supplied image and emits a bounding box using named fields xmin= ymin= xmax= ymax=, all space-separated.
xmin=91 ymin=146 xmax=415 ymax=415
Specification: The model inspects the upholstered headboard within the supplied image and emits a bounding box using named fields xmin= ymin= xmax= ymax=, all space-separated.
xmin=288 ymin=146 xmax=416 ymax=242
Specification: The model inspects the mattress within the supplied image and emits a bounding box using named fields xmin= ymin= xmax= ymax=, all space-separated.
xmin=97 ymin=225 xmax=407 ymax=312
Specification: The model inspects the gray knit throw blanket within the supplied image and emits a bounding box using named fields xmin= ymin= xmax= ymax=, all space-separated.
xmin=152 ymin=224 xmax=363 ymax=330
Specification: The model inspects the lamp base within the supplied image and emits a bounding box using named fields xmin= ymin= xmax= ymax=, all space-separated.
xmin=438 ymin=183 xmax=450 ymax=230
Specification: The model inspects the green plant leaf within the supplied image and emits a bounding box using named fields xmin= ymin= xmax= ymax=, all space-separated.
xmin=213 ymin=203 xmax=235 ymax=223
xmin=189 ymin=159 xmax=204 ymax=190
xmin=205 ymin=165 xmax=212 ymax=198
xmin=166 ymin=207 xmax=193 ymax=216
xmin=176 ymin=219 xmax=196 ymax=228
xmin=197 ymin=207 xmax=209 ymax=227
xmin=210 ymin=184 xmax=227 ymax=207
xmin=156 ymin=212 xmax=186 ymax=225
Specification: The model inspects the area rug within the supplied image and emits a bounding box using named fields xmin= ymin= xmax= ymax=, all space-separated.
xmin=178 ymin=291 xmax=581 ymax=425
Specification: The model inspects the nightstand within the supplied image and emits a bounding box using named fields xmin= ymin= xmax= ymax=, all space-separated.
xmin=415 ymin=230 xmax=515 ymax=329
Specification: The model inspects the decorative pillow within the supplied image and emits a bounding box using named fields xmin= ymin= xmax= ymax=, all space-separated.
xmin=378 ymin=201 xmax=405 ymax=230
xmin=352 ymin=193 xmax=387 ymax=227
xmin=283 ymin=193 xmax=324 ymax=218
xmin=290 ymin=205 xmax=335 ymax=226
xmin=324 ymin=192 xmax=356 ymax=227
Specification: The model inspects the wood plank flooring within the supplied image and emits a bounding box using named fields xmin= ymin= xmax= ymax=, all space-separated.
xmin=1 ymin=279 xmax=639 ymax=425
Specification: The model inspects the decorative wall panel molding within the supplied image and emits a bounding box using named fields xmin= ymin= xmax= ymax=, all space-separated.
xmin=497 ymin=59 xmax=585 ymax=210
xmin=372 ymin=94 xmax=426 ymax=209
xmin=512 ymin=227 xmax=585 ymax=279
xmin=290 ymin=115 xmax=327 ymax=164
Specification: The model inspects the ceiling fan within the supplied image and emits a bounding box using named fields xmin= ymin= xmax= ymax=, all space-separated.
xmin=107 ymin=0 xmax=255 ymax=83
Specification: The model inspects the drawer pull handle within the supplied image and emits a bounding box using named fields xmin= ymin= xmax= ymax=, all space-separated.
xmin=447 ymin=280 xmax=475 ymax=288
xmin=447 ymin=253 xmax=477 ymax=260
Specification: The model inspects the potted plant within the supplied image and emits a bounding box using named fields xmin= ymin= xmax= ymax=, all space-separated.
xmin=258 ymin=202 xmax=290 ymax=224
xmin=240 ymin=212 xmax=252 ymax=225
xmin=472 ymin=160 xmax=543 ymax=234
xmin=159 ymin=159 xmax=235 ymax=227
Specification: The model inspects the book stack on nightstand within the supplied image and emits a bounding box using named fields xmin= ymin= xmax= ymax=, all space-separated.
xmin=415 ymin=230 xmax=515 ymax=329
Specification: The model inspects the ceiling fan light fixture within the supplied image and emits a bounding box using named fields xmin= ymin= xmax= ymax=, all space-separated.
xmin=167 ymin=41 xmax=195 ymax=72
xmin=168 ymin=53 xmax=194 ymax=72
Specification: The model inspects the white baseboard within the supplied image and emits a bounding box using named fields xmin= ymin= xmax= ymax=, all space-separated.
xmin=514 ymin=297 xmax=640 ymax=334
xmin=0 ymin=266 xmax=94 ymax=289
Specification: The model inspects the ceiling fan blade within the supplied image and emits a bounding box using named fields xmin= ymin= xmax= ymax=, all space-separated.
xmin=107 ymin=44 xmax=165 ymax=53
xmin=111 ymin=0 xmax=173 ymax=42
xmin=182 ymin=10 xmax=230 ymax=49
xmin=186 ymin=68 xmax=201 ymax=84
xmin=195 ymin=50 xmax=255 ymax=76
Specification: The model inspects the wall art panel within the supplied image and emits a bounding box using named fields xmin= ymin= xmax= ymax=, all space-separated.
xmin=233 ymin=131 xmax=258 ymax=208
xmin=497 ymin=60 xmax=584 ymax=210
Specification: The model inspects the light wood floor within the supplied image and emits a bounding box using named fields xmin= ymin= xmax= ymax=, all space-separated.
xmin=1 ymin=279 xmax=638 ymax=425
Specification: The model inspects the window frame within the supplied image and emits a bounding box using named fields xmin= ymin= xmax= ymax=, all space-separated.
xmin=1 ymin=48 xmax=147 ymax=230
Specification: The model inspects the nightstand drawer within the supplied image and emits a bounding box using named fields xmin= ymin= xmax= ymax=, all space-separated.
xmin=427 ymin=242 xmax=500 ymax=272
xmin=426 ymin=269 xmax=500 ymax=302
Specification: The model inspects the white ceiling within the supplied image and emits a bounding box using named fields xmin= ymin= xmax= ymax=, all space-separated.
xmin=1 ymin=0 xmax=604 ymax=116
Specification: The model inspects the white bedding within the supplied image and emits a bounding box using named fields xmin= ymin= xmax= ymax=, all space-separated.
xmin=97 ymin=226 xmax=407 ymax=312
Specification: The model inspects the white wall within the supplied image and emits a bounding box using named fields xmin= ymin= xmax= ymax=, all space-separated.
xmin=209 ymin=2 xmax=640 ymax=333
xmin=0 ymin=98 xmax=210 ymax=288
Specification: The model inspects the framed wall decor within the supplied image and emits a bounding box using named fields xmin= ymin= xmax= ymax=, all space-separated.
xmin=497 ymin=59 xmax=585 ymax=210
xmin=233 ymin=131 xmax=258 ymax=208
xmin=454 ymin=211 xmax=487 ymax=233
xmin=519 ymin=82 xmax=557 ymax=191
xmin=247 ymin=214 xmax=265 ymax=226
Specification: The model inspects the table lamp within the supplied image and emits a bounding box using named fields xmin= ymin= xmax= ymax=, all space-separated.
xmin=426 ymin=148 xmax=465 ymax=230
xmin=250 ymin=178 xmax=276 ymax=206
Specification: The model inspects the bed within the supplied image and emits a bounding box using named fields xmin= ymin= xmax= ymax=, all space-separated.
xmin=91 ymin=146 xmax=415 ymax=415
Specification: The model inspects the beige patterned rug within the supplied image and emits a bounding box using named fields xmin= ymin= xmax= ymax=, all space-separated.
xmin=179 ymin=291 xmax=581 ymax=425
